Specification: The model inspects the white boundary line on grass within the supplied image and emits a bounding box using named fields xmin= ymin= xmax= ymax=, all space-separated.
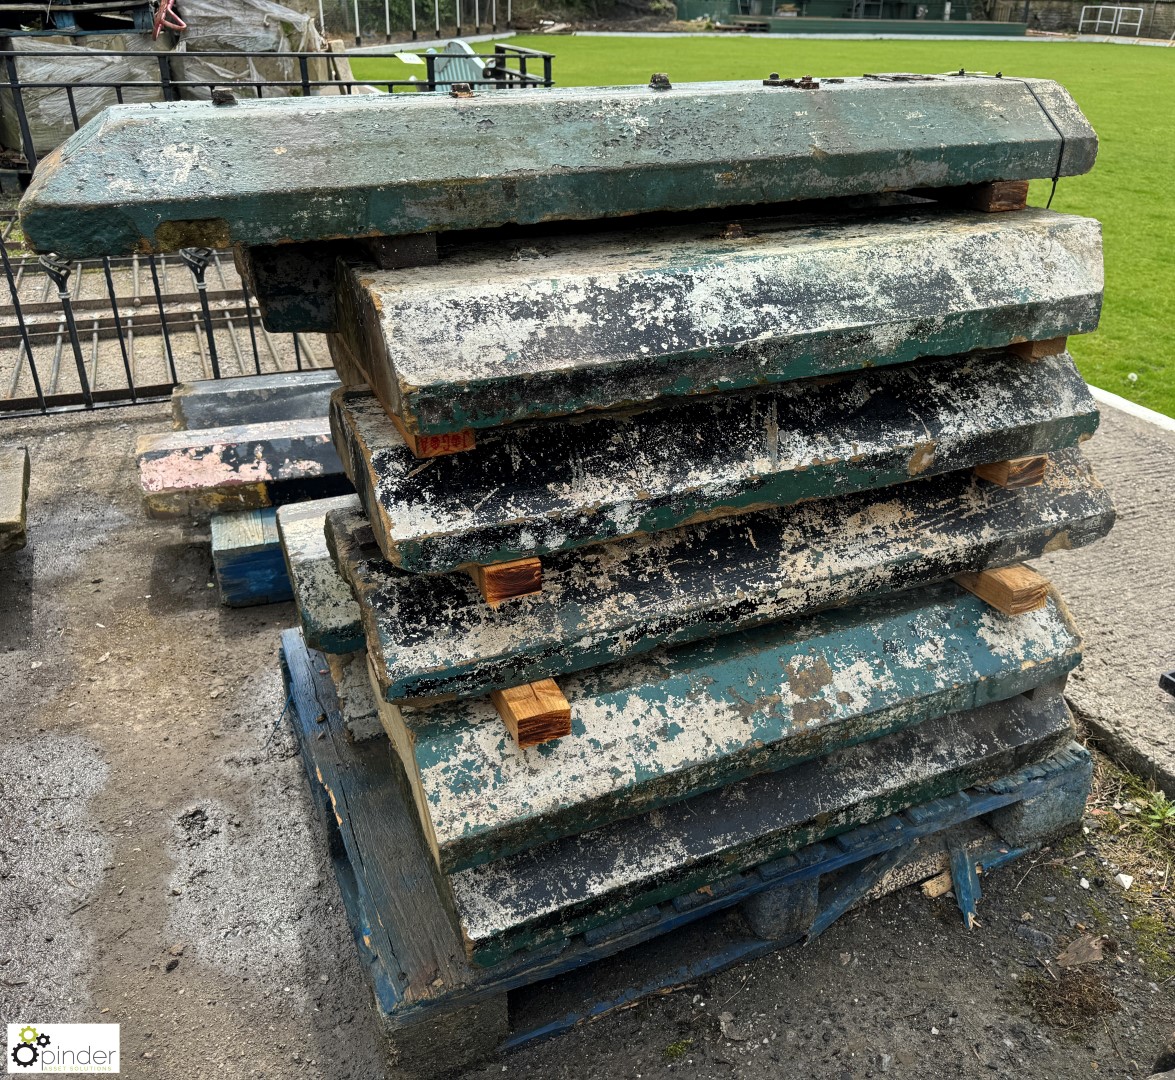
xmin=1089 ymin=385 xmax=1175 ymax=433
xmin=570 ymin=29 xmax=1175 ymax=43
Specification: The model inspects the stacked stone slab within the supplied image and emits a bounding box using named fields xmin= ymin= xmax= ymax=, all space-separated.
xmin=21 ymin=73 xmax=1115 ymax=1067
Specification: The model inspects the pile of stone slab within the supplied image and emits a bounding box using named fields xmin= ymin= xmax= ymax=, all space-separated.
xmin=133 ymin=370 xmax=350 ymax=605
xmin=21 ymin=73 xmax=1115 ymax=1071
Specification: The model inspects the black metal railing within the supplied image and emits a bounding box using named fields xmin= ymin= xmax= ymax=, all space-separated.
xmin=0 ymin=42 xmax=555 ymax=415
xmin=0 ymin=227 xmax=331 ymax=416
xmin=0 ymin=43 xmax=554 ymax=170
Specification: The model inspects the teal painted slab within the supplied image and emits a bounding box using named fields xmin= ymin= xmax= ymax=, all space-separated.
xmin=20 ymin=76 xmax=1095 ymax=260
xmin=171 ymin=369 xmax=339 ymax=430
xmin=210 ymin=508 xmax=292 ymax=607
xmin=328 ymin=447 xmax=1113 ymax=703
xmin=136 ymin=417 xmax=348 ymax=519
xmin=0 ymin=446 xmax=30 ymax=555
xmin=282 ymin=625 xmax=1088 ymax=1044
xmin=330 ymin=350 xmax=1100 ymax=573
xmin=377 ymin=582 xmax=1081 ymax=874
xmin=451 ymin=686 xmax=1074 ymax=966
xmin=337 ymin=207 xmax=1102 ymax=435
xmin=275 ymin=495 xmax=365 ymax=655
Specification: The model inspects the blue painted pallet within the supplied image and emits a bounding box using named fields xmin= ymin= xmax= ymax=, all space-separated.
xmin=211 ymin=508 xmax=292 ymax=607
xmin=280 ymin=628 xmax=1091 ymax=1073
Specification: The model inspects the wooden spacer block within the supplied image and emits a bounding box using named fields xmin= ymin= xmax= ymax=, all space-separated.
xmin=388 ymin=412 xmax=476 ymax=459
xmin=959 ymin=179 xmax=1029 ymax=212
xmin=974 ymin=455 xmax=1048 ymax=489
xmin=954 ymin=563 xmax=1049 ymax=616
xmin=468 ymin=557 xmax=543 ymax=606
xmin=1011 ymin=336 xmax=1067 ymax=361
xmin=491 ymin=679 xmax=571 ymax=748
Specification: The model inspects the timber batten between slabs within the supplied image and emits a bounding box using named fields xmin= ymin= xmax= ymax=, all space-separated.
xmin=337 ymin=207 xmax=1103 ymax=434
xmin=20 ymin=77 xmax=1097 ymax=261
xmin=330 ymin=351 xmax=1100 ymax=574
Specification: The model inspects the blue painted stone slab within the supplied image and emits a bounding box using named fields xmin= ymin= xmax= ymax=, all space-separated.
xmin=373 ymin=582 xmax=1081 ymax=874
xmin=21 ymin=77 xmax=1096 ymax=260
xmin=336 ymin=207 xmax=1102 ymax=435
xmin=330 ymin=350 xmax=1100 ymax=573
xmin=210 ymin=508 xmax=293 ymax=607
xmin=326 ymin=446 xmax=1113 ymax=703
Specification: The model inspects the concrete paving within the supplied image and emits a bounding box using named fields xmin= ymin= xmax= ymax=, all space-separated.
xmin=1038 ymin=396 xmax=1175 ymax=796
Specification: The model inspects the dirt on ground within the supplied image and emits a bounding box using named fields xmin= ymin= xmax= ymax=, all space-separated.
xmin=1 ymin=404 xmax=1174 ymax=1080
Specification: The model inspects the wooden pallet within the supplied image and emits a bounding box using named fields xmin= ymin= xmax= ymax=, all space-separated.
xmin=0 ymin=446 xmax=30 ymax=555
xmin=320 ymin=446 xmax=1113 ymax=702
xmin=331 ymin=350 xmax=1099 ymax=573
xmin=336 ymin=207 xmax=1100 ymax=435
xmin=280 ymin=628 xmax=1090 ymax=1075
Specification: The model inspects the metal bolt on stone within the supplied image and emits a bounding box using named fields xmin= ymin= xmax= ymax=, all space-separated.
xmin=649 ymin=73 xmax=672 ymax=91
xmin=210 ymin=88 xmax=238 ymax=106
xmin=450 ymin=82 xmax=474 ymax=98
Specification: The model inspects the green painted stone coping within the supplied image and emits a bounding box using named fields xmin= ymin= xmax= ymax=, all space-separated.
xmin=380 ymin=582 xmax=1082 ymax=874
xmin=324 ymin=446 xmax=1113 ymax=703
xmin=20 ymin=76 xmax=1095 ymax=259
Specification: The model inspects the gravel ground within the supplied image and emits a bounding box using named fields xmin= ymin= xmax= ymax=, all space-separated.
xmin=0 ymin=402 xmax=1173 ymax=1080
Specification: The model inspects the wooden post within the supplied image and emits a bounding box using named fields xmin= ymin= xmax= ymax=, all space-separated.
xmin=973 ymin=456 xmax=1048 ymax=489
xmin=491 ymin=680 xmax=571 ymax=748
xmin=467 ymin=558 xmax=543 ymax=606
xmin=954 ymin=564 xmax=1049 ymax=616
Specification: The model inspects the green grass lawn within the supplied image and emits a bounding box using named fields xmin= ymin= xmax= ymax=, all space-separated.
xmin=352 ymin=37 xmax=1175 ymax=416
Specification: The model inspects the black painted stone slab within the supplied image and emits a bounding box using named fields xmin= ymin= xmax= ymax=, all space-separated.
xmin=329 ymin=350 xmax=1100 ymax=574
xmin=450 ymin=689 xmax=1075 ymax=966
xmin=326 ymin=446 xmax=1113 ymax=703
xmin=21 ymin=76 xmax=1096 ymax=260
xmin=171 ymin=369 xmax=339 ymax=430
xmin=136 ymin=417 xmax=350 ymax=519
xmin=336 ymin=207 xmax=1102 ymax=435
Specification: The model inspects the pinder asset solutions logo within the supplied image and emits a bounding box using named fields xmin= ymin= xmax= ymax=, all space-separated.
xmin=7 ymin=1025 xmax=119 ymax=1074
